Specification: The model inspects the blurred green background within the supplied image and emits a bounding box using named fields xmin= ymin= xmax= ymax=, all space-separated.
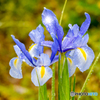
xmin=0 ymin=0 xmax=100 ymax=100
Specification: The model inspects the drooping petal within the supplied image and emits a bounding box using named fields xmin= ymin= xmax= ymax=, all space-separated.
xmin=31 ymin=66 xmax=52 ymax=86
xmin=42 ymin=8 xmax=64 ymax=50
xmin=41 ymin=41 xmax=53 ymax=48
xmin=80 ymin=12 xmax=91 ymax=36
xmin=67 ymin=57 xmax=76 ymax=77
xmin=36 ymin=53 xmax=51 ymax=67
xmin=9 ymin=57 xmax=22 ymax=79
xmin=11 ymin=35 xmax=36 ymax=66
xmin=29 ymin=24 xmax=45 ymax=44
xmin=72 ymin=46 xmax=95 ymax=72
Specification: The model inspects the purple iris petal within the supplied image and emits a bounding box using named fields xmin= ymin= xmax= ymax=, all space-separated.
xmin=51 ymin=55 xmax=59 ymax=65
xmin=80 ymin=12 xmax=91 ymax=36
xmin=79 ymin=34 xmax=89 ymax=47
xmin=29 ymin=24 xmax=45 ymax=44
xmin=68 ymin=24 xmax=79 ymax=37
xmin=50 ymin=38 xmax=59 ymax=62
xmin=41 ymin=41 xmax=53 ymax=48
xmin=11 ymin=35 xmax=36 ymax=66
xmin=42 ymin=8 xmax=64 ymax=51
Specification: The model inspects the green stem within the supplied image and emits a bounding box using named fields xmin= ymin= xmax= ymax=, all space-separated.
xmin=58 ymin=53 xmax=61 ymax=100
xmin=72 ymin=74 xmax=76 ymax=100
xmin=77 ymin=53 xmax=100 ymax=100
xmin=59 ymin=0 xmax=67 ymax=25
xmin=52 ymin=63 xmax=55 ymax=100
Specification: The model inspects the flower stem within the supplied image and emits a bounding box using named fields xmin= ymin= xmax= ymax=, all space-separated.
xmin=77 ymin=53 xmax=100 ymax=100
xmin=35 ymin=68 xmax=44 ymax=100
xmin=59 ymin=0 xmax=67 ymax=25
xmin=52 ymin=63 xmax=55 ymax=100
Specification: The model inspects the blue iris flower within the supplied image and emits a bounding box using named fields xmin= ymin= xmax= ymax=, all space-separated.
xmin=41 ymin=8 xmax=95 ymax=77
xmin=9 ymin=24 xmax=58 ymax=86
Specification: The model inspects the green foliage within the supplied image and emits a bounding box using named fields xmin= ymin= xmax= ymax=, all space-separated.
xmin=51 ymin=63 xmax=55 ymax=100
xmin=38 ymin=84 xmax=48 ymax=100
xmin=58 ymin=54 xmax=70 ymax=100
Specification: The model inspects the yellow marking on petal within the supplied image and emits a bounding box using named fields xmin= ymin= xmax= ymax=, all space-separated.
xmin=34 ymin=57 xmax=38 ymax=60
xmin=77 ymin=47 xmax=87 ymax=60
xmin=67 ymin=57 xmax=72 ymax=65
xmin=40 ymin=66 xmax=45 ymax=78
xmin=14 ymin=58 xmax=18 ymax=67
xmin=29 ymin=44 xmax=36 ymax=52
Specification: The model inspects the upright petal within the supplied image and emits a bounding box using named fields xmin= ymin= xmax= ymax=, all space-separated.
xmin=29 ymin=24 xmax=45 ymax=44
xmin=11 ymin=35 xmax=36 ymax=66
xmin=68 ymin=24 xmax=79 ymax=37
xmin=9 ymin=57 xmax=22 ymax=79
xmin=80 ymin=12 xmax=91 ymax=36
xmin=31 ymin=67 xmax=52 ymax=86
xmin=41 ymin=41 xmax=53 ymax=48
xmin=28 ymin=44 xmax=43 ymax=58
xmin=36 ymin=53 xmax=51 ymax=67
xmin=72 ymin=46 xmax=95 ymax=72
xmin=79 ymin=34 xmax=89 ymax=47
xmin=42 ymin=8 xmax=64 ymax=50
xmin=42 ymin=8 xmax=58 ymax=37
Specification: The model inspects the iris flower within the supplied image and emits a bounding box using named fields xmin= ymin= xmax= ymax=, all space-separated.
xmin=9 ymin=24 xmax=58 ymax=86
xmin=41 ymin=8 xmax=95 ymax=77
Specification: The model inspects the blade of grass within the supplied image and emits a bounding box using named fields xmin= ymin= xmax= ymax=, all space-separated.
xmin=77 ymin=53 xmax=100 ymax=100
xmin=52 ymin=63 xmax=55 ymax=100
xmin=59 ymin=0 xmax=68 ymax=25
xmin=72 ymin=74 xmax=76 ymax=100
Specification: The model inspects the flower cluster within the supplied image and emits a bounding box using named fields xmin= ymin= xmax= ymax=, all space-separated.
xmin=9 ymin=8 xmax=94 ymax=86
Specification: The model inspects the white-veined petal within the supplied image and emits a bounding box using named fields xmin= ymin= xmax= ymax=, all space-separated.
xmin=31 ymin=66 xmax=52 ymax=86
xmin=73 ymin=46 xmax=94 ymax=72
xmin=9 ymin=57 xmax=22 ymax=79
xmin=67 ymin=57 xmax=76 ymax=77
xmin=29 ymin=44 xmax=39 ymax=58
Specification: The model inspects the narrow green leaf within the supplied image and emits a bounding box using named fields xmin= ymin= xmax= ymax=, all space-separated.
xmin=43 ymin=84 xmax=48 ymax=100
xmin=58 ymin=53 xmax=62 ymax=100
xmin=38 ymin=86 xmax=41 ymax=100
xmin=58 ymin=54 xmax=61 ymax=100
xmin=69 ymin=77 xmax=72 ymax=100
xmin=72 ymin=74 xmax=76 ymax=100
xmin=62 ymin=57 xmax=69 ymax=100
xmin=52 ymin=63 xmax=55 ymax=100
xmin=38 ymin=84 xmax=48 ymax=100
